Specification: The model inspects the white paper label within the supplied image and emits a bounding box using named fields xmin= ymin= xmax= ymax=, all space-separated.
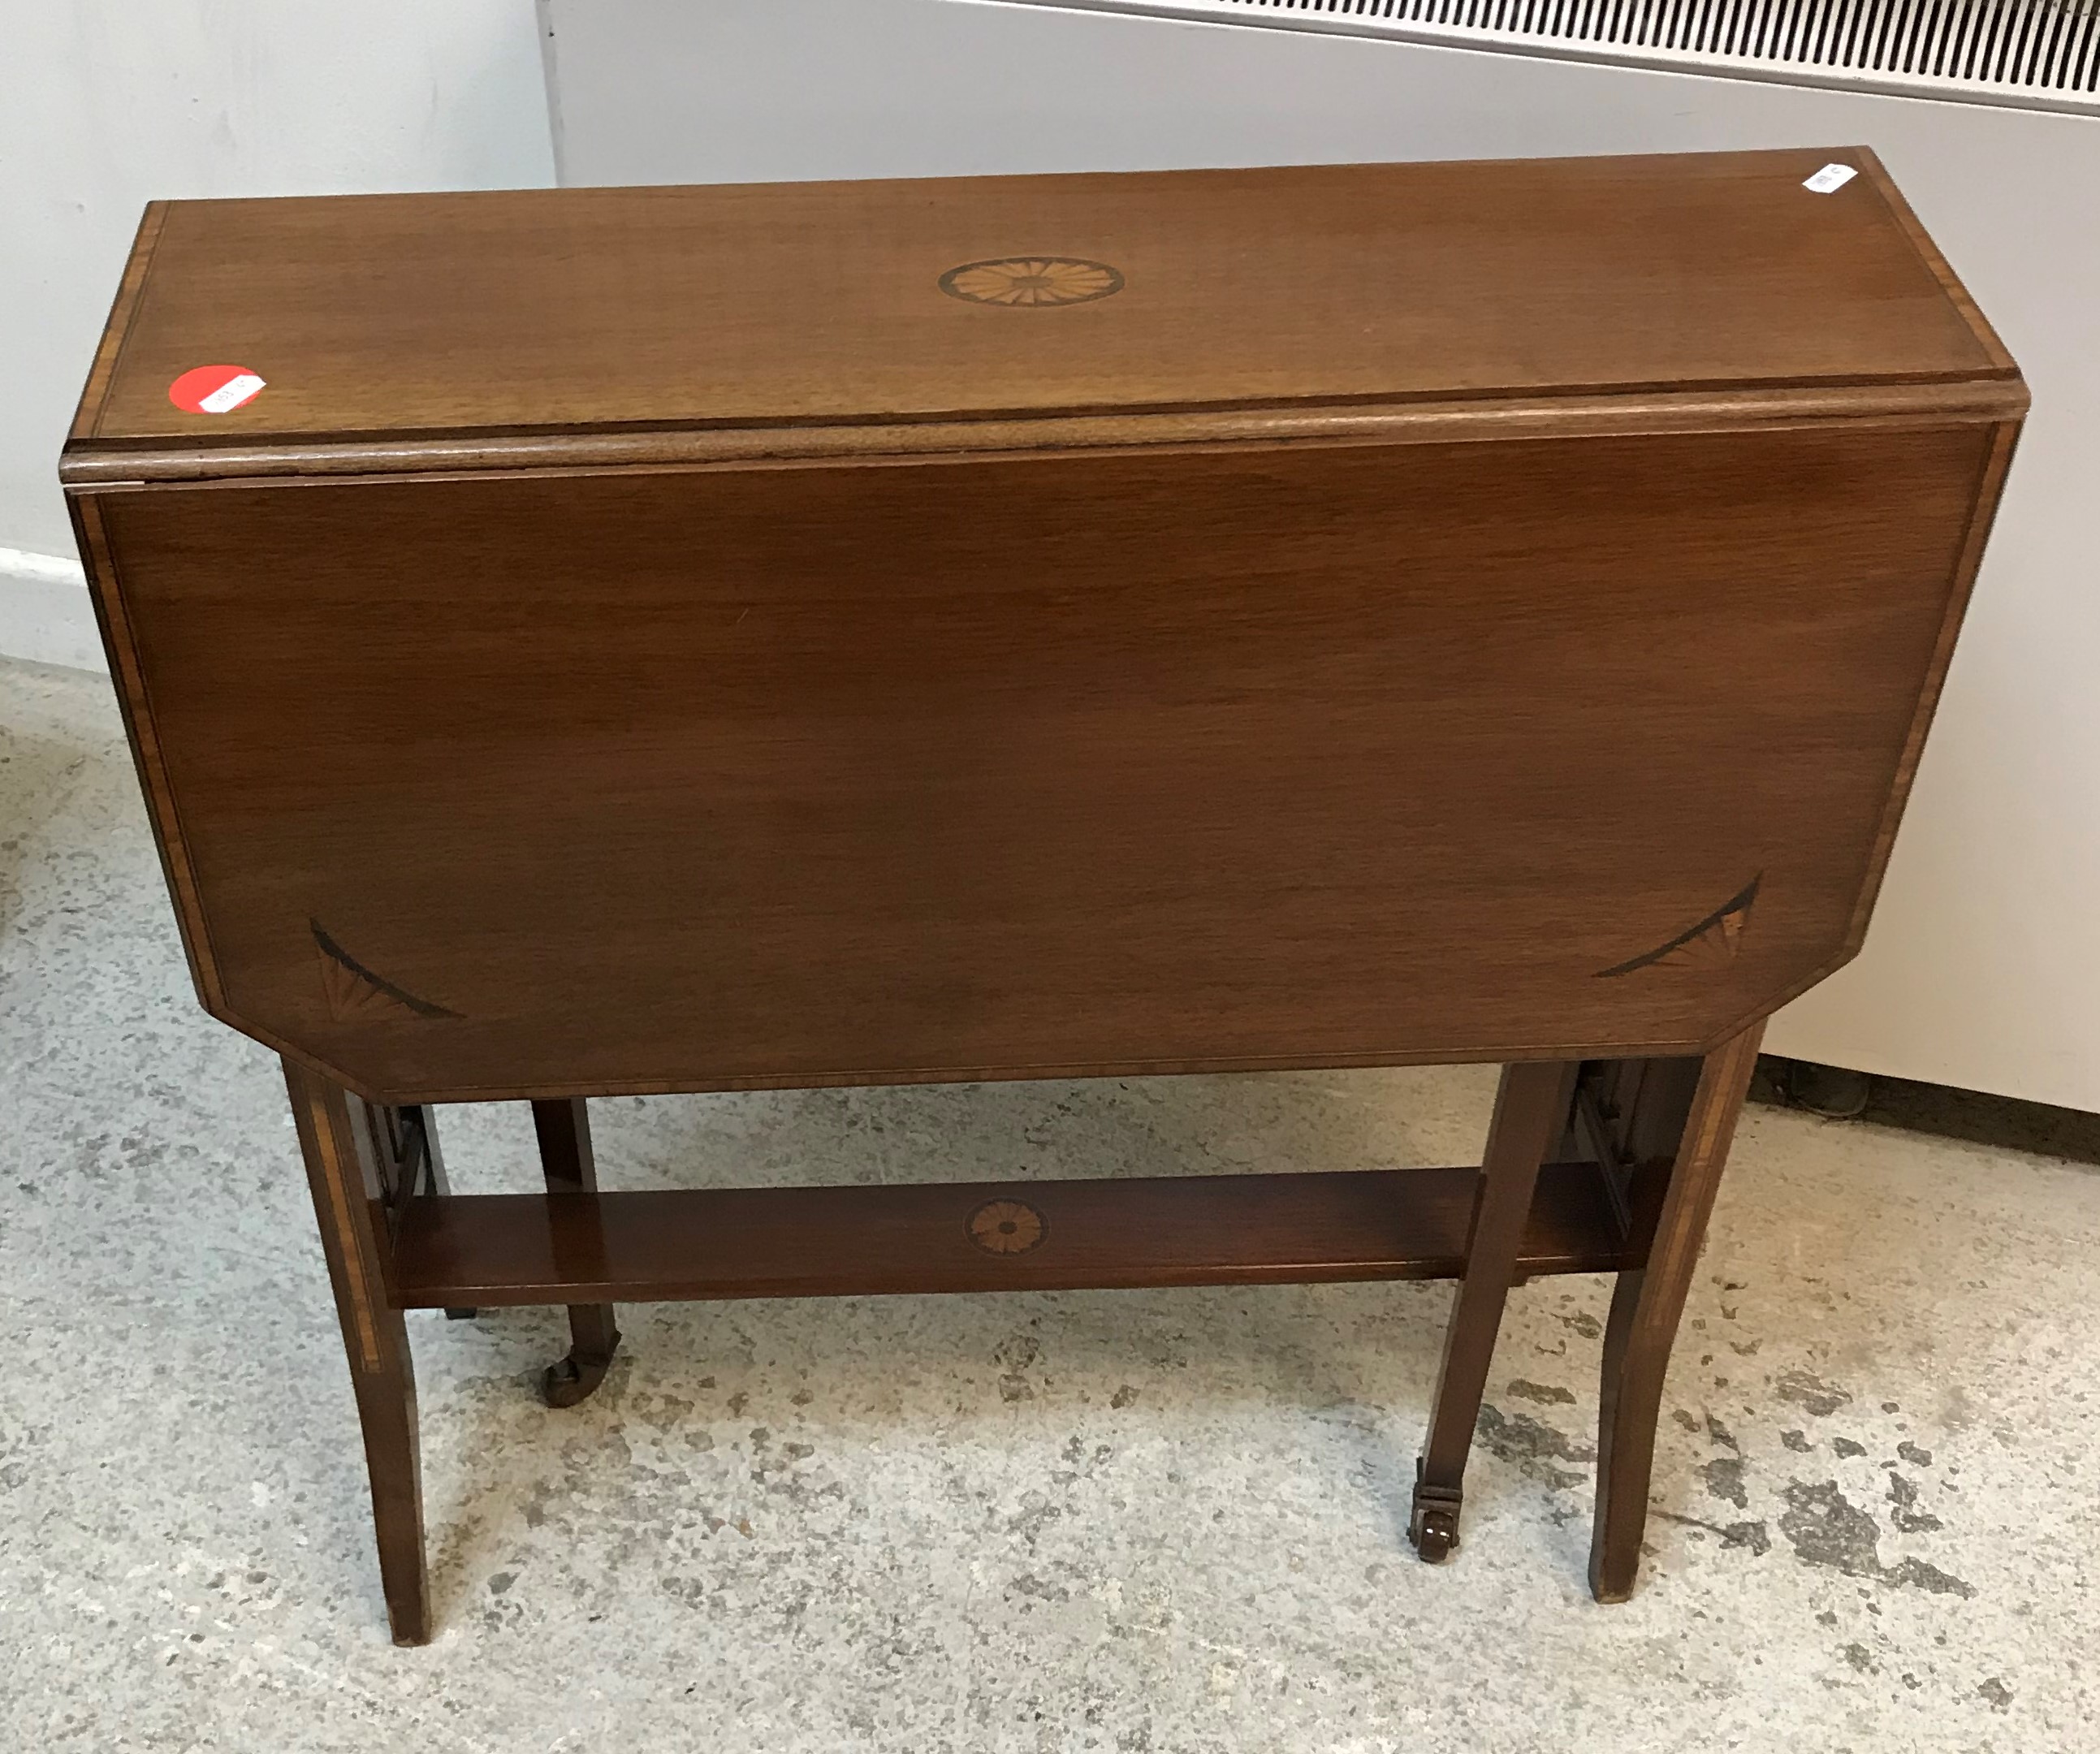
xmin=197 ymin=372 xmax=266 ymax=413
xmin=1803 ymin=164 xmax=1858 ymax=195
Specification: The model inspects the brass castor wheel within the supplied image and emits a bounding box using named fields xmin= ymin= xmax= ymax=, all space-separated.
xmin=541 ymin=1338 xmax=620 ymax=1408
xmin=1411 ymin=1506 xmax=1460 ymax=1563
xmin=1410 ymin=1460 xmax=1463 ymax=1563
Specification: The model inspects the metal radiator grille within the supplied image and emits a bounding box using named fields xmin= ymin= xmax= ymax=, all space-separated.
xmin=999 ymin=0 xmax=2100 ymax=109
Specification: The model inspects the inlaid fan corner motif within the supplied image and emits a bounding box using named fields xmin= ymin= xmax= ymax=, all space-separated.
xmin=313 ymin=920 xmax=460 ymax=1021
xmin=1596 ymin=876 xmax=1761 ymax=979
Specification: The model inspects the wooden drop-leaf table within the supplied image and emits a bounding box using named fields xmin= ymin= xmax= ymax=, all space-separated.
xmin=63 ymin=149 xmax=2022 ymax=1643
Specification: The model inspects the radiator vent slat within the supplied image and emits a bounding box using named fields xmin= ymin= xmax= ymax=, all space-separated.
xmin=1026 ymin=0 xmax=2100 ymax=108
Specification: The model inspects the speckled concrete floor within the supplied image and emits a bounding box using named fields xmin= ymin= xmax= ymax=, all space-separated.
xmin=5 ymin=653 xmax=2099 ymax=1753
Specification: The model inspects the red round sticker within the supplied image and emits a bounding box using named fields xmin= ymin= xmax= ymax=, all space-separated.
xmin=168 ymin=365 xmax=266 ymax=415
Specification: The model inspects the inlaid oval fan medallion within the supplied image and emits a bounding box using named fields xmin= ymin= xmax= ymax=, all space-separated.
xmin=967 ymin=1198 xmax=1048 ymax=1256
xmin=939 ymin=257 xmax=1125 ymax=307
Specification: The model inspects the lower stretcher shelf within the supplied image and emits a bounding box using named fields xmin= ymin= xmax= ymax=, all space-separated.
xmin=389 ymin=1161 xmax=1635 ymax=1307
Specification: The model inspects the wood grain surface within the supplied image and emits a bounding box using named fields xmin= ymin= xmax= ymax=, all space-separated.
xmin=87 ymin=418 xmax=1998 ymax=1099
xmin=66 ymin=150 xmax=2024 ymax=1104
xmin=70 ymin=149 xmax=2009 ymax=454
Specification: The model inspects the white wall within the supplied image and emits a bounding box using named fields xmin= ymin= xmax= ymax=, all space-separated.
xmin=1 ymin=0 xmax=555 ymax=667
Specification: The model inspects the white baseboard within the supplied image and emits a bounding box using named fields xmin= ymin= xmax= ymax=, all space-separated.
xmin=0 ymin=547 xmax=106 ymax=673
